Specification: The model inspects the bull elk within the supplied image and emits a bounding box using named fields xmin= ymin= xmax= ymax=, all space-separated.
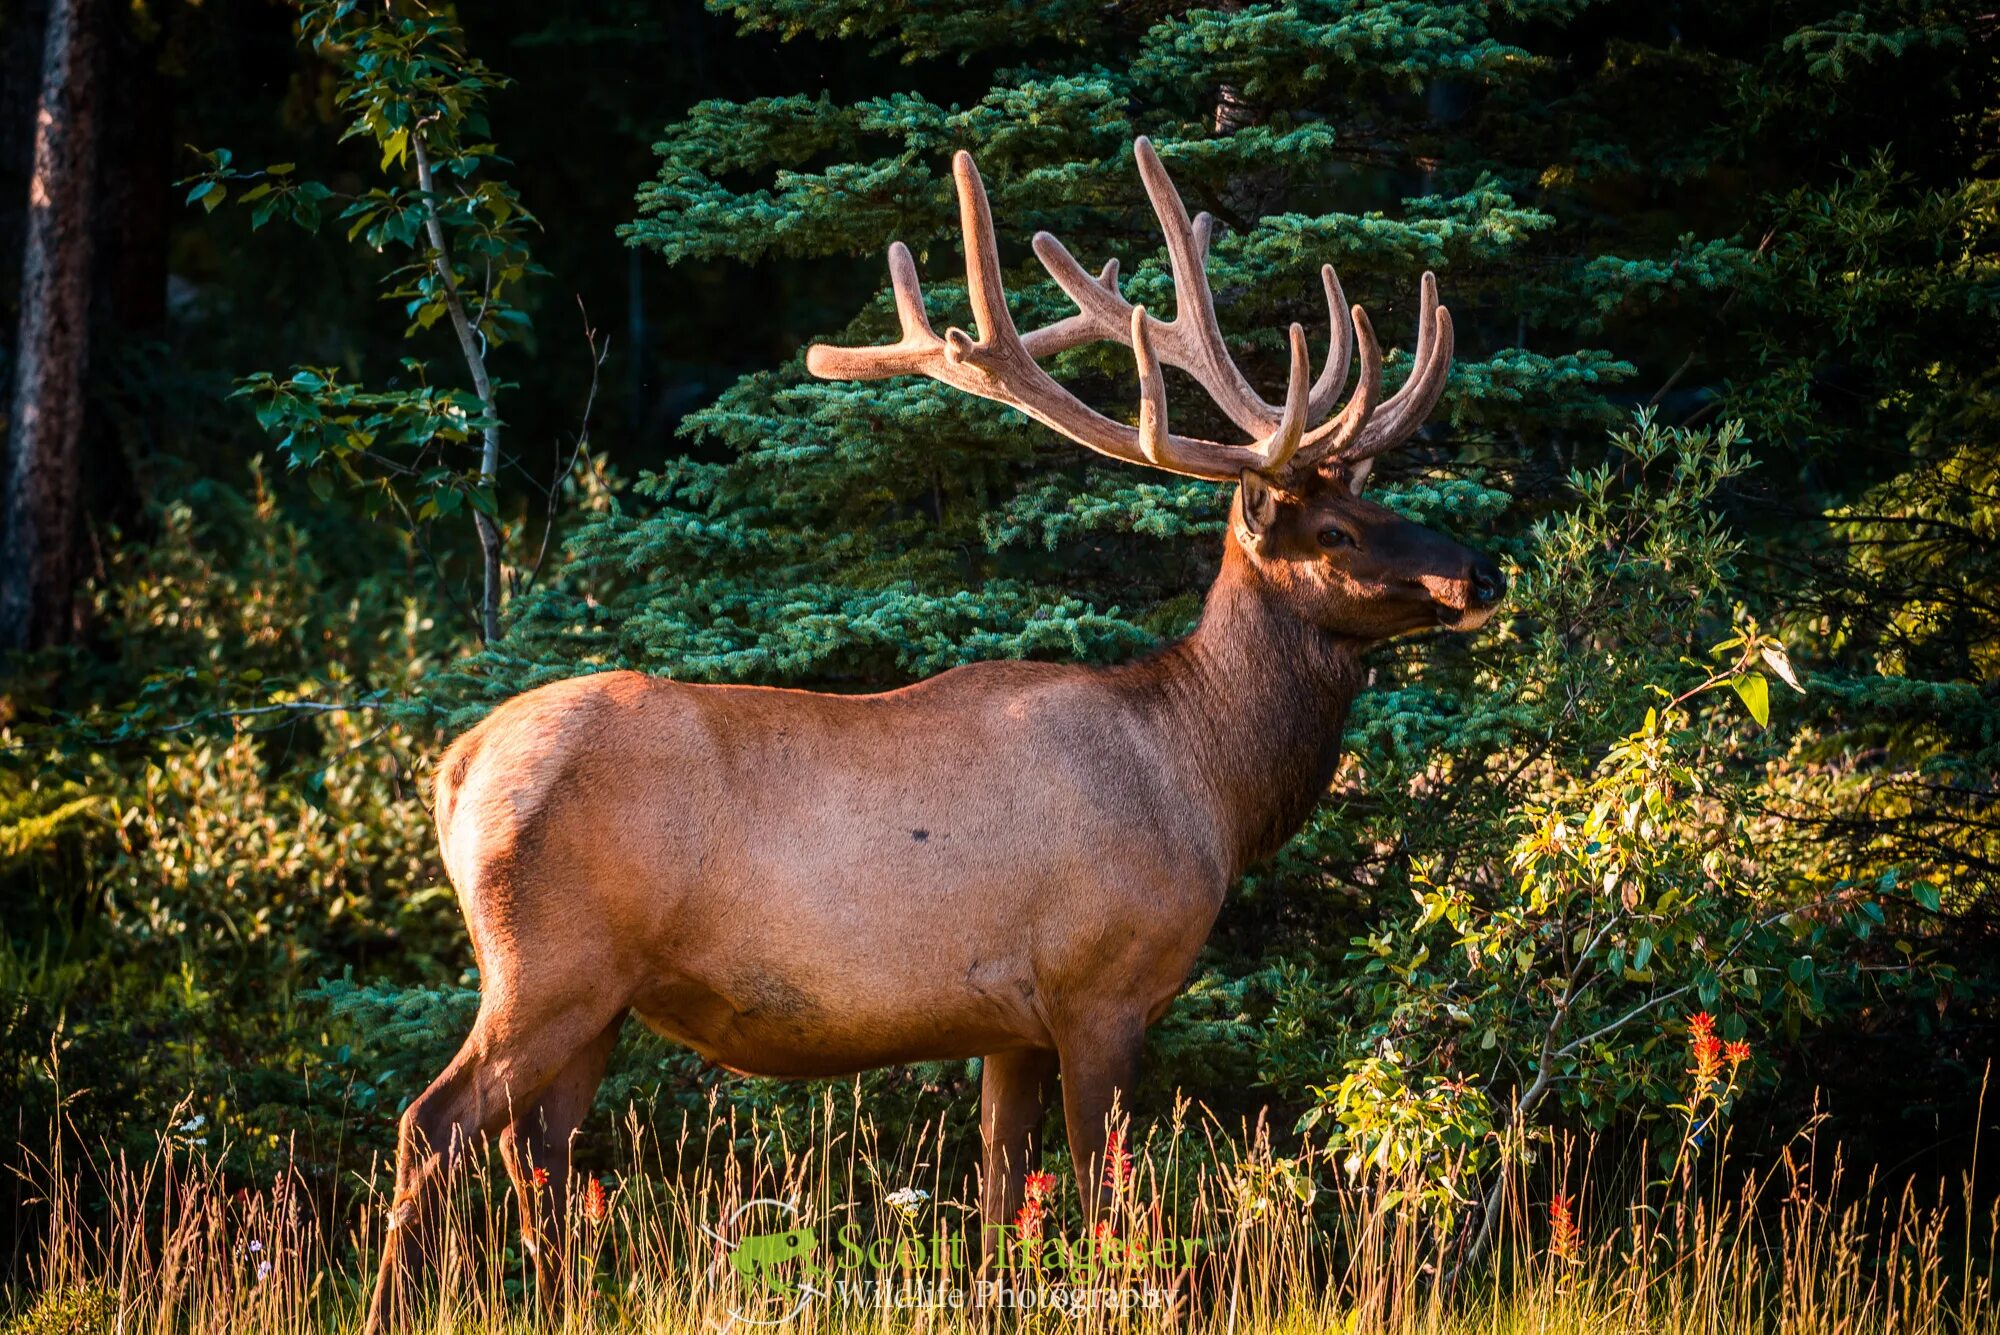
xmin=365 ymin=137 xmax=1503 ymax=1331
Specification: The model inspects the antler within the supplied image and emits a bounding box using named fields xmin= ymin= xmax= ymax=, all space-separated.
xmin=805 ymin=137 xmax=1453 ymax=487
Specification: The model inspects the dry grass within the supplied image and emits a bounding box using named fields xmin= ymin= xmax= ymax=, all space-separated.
xmin=4 ymin=1084 xmax=1996 ymax=1335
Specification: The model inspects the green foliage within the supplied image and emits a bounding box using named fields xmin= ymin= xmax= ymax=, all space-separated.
xmin=179 ymin=2 xmax=548 ymax=634
xmin=0 ymin=787 xmax=96 ymax=869
xmin=1269 ymin=418 xmax=1914 ymax=1219
xmin=229 ymin=366 xmax=496 ymax=521
xmin=0 ymin=474 xmax=459 ymax=1172
xmin=1726 ymin=150 xmax=2000 ymax=903
xmin=1 ymin=1284 xmax=114 ymax=1335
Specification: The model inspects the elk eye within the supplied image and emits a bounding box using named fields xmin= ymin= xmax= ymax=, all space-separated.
xmin=1318 ymin=526 xmax=1354 ymax=551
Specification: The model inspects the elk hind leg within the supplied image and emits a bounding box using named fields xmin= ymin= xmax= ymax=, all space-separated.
xmin=362 ymin=998 xmax=622 ymax=1335
xmin=498 ymin=1011 xmax=626 ymax=1313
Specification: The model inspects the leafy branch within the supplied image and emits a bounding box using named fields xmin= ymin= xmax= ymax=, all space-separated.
xmin=178 ymin=3 xmax=542 ymax=642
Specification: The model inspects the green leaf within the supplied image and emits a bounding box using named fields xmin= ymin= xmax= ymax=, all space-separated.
xmin=1729 ymin=672 xmax=1769 ymax=727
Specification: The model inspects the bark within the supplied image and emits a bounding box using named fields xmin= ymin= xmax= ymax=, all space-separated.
xmin=1212 ymin=84 xmax=1256 ymax=136
xmin=1 ymin=0 xmax=97 ymax=653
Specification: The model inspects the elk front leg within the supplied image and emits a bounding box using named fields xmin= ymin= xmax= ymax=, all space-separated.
xmin=497 ymin=1013 xmax=625 ymax=1315
xmin=1056 ymin=1017 xmax=1146 ymax=1228
xmin=979 ymin=1047 xmax=1058 ymax=1266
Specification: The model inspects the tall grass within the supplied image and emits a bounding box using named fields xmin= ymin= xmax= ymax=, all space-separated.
xmin=4 ymin=1080 xmax=1996 ymax=1334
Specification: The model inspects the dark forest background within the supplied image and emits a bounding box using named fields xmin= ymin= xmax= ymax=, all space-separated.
xmin=0 ymin=0 xmax=1995 ymax=1279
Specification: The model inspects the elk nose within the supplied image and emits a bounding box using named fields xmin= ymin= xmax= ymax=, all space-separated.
xmin=1470 ymin=557 xmax=1506 ymax=608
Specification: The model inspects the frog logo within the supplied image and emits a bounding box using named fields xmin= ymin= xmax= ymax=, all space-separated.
xmin=705 ymin=1198 xmax=825 ymax=1327
xmin=730 ymin=1224 xmax=819 ymax=1293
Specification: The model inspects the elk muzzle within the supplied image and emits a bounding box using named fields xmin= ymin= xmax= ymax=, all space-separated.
xmin=1435 ymin=552 xmax=1505 ymax=629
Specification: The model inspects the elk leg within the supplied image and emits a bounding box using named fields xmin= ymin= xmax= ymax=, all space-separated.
xmin=363 ymin=999 xmax=621 ymax=1335
xmin=497 ymin=1012 xmax=626 ymax=1314
xmin=1056 ymin=1019 xmax=1146 ymax=1228
xmin=978 ymin=1046 xmax=1058 ymax=1266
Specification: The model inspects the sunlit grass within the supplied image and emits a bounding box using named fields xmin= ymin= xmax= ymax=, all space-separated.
xmin=4 ymin=1082 xmax=1996 ymax=1334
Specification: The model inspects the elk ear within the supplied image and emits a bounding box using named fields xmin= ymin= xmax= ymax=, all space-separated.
xmin=1237 ymin=470 xmax=1279 ymax=544
xmin=1344 ymin=458 xmax=1375 ymax=495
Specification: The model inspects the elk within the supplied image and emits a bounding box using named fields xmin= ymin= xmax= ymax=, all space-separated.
xmin=364 ymin=137 xmax=1503 ymax=1332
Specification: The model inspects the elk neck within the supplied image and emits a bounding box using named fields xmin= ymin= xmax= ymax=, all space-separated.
xmin=1110 ymin=536 xmax=1366 ymax=877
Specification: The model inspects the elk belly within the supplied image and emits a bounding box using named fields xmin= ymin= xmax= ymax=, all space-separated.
xmin=631 ymin=960 xmax=1036 ymax=1080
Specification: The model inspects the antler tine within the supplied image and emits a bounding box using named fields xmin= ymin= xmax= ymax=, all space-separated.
xmin=1037 ymin=223 xmax=1359 ymax=431
xmin=1133 ymin=305 xmax=1168 ymax=466
xmin=804 ymin=240 xmax=941 ymax=381
xmin=1135 ymin=310 xmax=1311 ymax=473
xmin=1129 ymin=137 xmax=1280 ymax=437
xmin=1262 ymin=323 xmax=1314 ymax=471
xmin=1285 ymin=304 xmax=1382 ymax=474
xmin=1032 ymin=140 xmax=1370 ymax=446
xmin=1340 ymin=272 xmax=1454 ymax=464
xmin=1020 ymin=257 xmax=1120 ymax=359
xmin=1030 ymin=229 xmax=1135 ymax=342
xmin=1308 ymin=265 xmax=1352 ymax=420
xmin=945 ymin=150 xmax=1020 ymax=358
xmin=887 ymin=242 xmax=938 ymax=343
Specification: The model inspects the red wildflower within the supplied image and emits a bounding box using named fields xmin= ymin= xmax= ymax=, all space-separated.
xmin=1547 ymin=1193 xmax=1582 ymax=1264
xmin=1724 ymin=1039 xmax=1751 ymax=1071
xmin=1015 ymin=1171 xmax=1056 ymax=1243
xmin=1103 ymin=1130 xmax=1135 ymax=1191
xmin=1688 ymin=1012 xmax=1723 ymax=1083
xmin=531 ymin=1166 xmax=550 ymax=1191
xmin=583 ymin=1176 xmax=609 ymax=1225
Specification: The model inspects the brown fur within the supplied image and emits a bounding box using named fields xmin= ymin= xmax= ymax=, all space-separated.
xmin=362 ymin=473 xmax=1502 ymax=1331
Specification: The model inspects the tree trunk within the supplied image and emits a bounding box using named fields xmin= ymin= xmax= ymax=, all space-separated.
xmin=1 ymin=0 xmax=97 ymax=653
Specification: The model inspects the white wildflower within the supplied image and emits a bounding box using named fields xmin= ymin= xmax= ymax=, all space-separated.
xmin=884 ymin=1187 xmax=930 ymax=1219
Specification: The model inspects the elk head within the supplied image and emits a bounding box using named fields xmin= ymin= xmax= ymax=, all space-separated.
xmin=805 ymin=137 xmax=1505 ymax=644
